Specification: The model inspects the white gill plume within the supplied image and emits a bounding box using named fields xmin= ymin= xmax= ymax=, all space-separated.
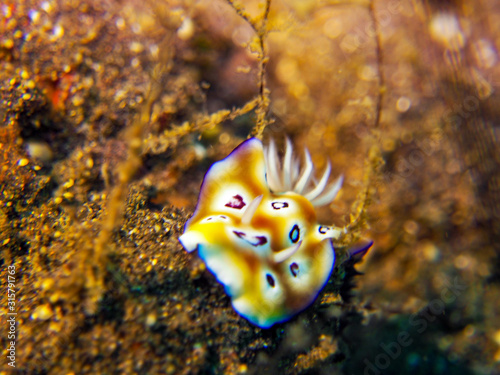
xmin=263 ymin=138 xmax=343 ymax=207
xmin=241 ymin=195 xmax=263 ymax=225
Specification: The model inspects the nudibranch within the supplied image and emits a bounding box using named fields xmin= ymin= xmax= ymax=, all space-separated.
xmin=179 ymin=137 xmax=349 ymax=328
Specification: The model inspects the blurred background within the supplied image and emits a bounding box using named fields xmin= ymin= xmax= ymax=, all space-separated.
xmin=1 ymin=0 xmax=499 ymax=374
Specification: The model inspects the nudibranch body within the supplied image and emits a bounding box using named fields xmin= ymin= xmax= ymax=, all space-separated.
xmin=179 ymin=138 xmax=346 ymax=328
